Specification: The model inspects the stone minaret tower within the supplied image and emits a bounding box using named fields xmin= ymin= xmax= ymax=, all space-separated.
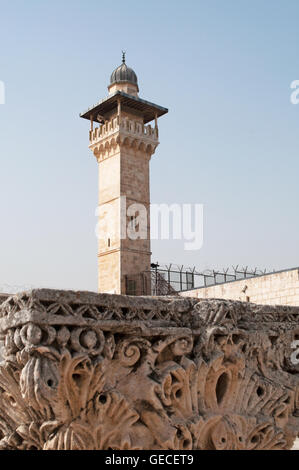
xmin=80 ymin=54 xmax=168 ymax=295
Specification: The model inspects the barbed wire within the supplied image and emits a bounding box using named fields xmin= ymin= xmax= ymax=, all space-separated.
xmin=152 ymin=263 xmax=272 ymax=277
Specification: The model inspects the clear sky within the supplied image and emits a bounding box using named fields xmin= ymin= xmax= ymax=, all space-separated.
xmin=1 ymin=0 xmax=299 ymax=292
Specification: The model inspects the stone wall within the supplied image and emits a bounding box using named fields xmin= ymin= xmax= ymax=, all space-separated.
xmin=0 ymin=289 xmax=298 ymax=450
xmin=180 ymin=268 xmax=299 ymax=307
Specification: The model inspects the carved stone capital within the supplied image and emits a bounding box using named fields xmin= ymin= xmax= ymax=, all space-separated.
xmin=91 ymin=135 xmax=158 ymax=161
xmin=0 ymin=290 xmax=298 ymax=450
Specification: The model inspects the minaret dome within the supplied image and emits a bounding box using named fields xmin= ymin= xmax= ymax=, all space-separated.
xmin=108 ymin=52 xmax=139 ymax=96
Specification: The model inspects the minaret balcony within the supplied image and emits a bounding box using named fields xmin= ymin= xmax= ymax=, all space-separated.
xmin=89 ymin=116 xmax=158 ymax=146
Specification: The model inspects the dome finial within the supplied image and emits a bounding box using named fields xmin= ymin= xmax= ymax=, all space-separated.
xmin=122 ymin=50 xmax=126 ymax=64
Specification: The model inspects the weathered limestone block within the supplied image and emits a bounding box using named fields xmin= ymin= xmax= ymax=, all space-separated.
xmin=0 ymin=289 xmax=298 ymax=450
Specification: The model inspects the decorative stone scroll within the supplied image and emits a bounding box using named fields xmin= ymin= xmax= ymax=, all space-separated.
xmin=0 ymin=289 xmax=298 ymax=450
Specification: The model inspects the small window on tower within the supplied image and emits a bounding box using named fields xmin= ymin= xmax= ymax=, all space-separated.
xmin=108 ymin=238 xmax=111 ymax=247
xmin=129 ymin=214 xmax=139 ymax=230
xmin=129 ymin=215 xmax=135 ymax=229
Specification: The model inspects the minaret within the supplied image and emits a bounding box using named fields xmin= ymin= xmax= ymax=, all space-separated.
xmin=80 ymin=53 xmax=168 ymax=295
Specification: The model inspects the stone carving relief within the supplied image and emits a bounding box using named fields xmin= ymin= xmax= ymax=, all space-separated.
xmin=0 ymin=290 xmax=298 ymax=450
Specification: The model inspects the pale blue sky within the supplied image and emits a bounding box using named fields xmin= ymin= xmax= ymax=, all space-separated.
xmin=0 ymin=0 xmax=299 ymax=292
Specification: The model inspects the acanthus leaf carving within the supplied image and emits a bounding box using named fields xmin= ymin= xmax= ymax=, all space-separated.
xmin=0 ymin=291 xmax=298 ymax=449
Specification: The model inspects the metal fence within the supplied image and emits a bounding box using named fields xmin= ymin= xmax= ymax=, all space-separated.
xmin=150 ymin=264 xmax=268 ymax=294
xmin=125 ymin=264 xmax=269 ymax=296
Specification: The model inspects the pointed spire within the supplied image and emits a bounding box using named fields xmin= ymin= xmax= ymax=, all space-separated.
xmin=122 ymin=50 xmax=126 ymax=64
